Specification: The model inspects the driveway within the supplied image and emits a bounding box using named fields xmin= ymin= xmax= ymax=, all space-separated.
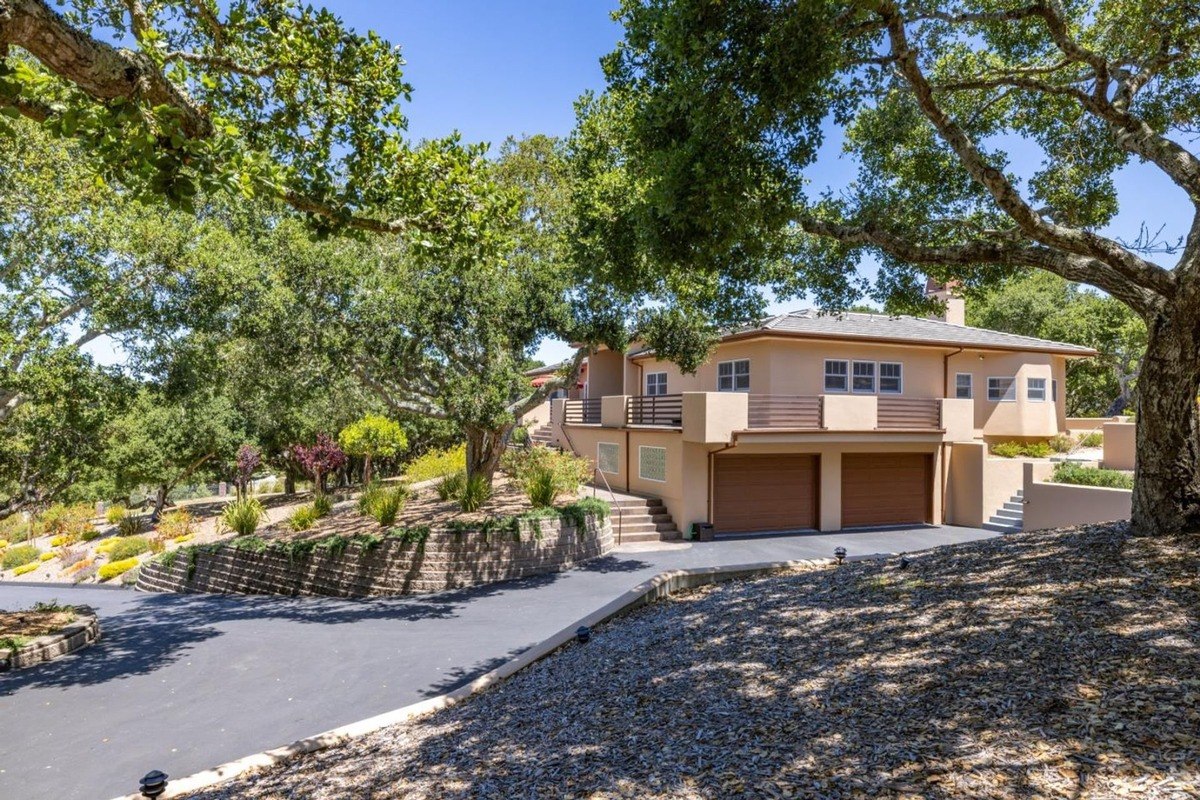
xmin=0 ymin=524 xmax=992 ymax=800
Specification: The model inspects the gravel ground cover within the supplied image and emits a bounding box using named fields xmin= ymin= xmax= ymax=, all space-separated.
xmin=187 ymin=522 xmax=1199 ymax=800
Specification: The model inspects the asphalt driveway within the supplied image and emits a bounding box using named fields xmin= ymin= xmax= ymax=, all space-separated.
xmin=0 ymin=524 xmax=993 ymax=800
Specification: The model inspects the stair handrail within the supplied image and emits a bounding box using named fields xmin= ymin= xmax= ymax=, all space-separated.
xmin=556 ymin=421 xmax=623 ymax=545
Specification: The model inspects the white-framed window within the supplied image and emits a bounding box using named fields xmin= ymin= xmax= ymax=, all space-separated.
xmin=638 ymin=445 xmax=667 ymax=482
xmin=1027 ymin=377 xmax=1047 ymax=402
xmin=717 ymin=359 xmax=750 ymax=392
xmin=988 ymin=376 xmax=1016 ymax=402
xmin=645 ymin=372 xmax=668 ymax=396
xmin=1052 ymin=379 xmax=1058 ymax=403
xmin=852 ymin=361 xmax=876 ymax=393
xmin=824 ymin=359 xmax=848 ymax=392
xmin=879 ymin=362 xmax=903 ymax=394
xmin=597 ymin=442 xmax=620 ymax=475
xmin=955 ymin=373 xmax=973 ymax=399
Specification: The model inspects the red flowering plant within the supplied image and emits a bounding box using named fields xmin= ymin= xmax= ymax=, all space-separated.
xmin=235 ymin=444 xmax=262 ymax=499
xmin=290 ymin=434 xmax=347 ymax=497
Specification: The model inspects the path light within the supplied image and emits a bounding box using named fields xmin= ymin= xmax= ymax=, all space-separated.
xmin=899 ymin=554 xmax=911 ymax=571
xmin=576 ymin=625 xmax=591 ymax=644
xmin=140 ymin=770 xmax=168 ymax=799
xmin=834 ymin=547 xmax=846 ymax=565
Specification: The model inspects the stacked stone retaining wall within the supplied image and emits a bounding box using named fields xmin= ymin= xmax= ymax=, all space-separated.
xmin=136 ymin=515 xmax=612 ymax=597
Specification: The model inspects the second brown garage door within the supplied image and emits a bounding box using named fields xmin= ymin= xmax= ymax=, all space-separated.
xmin=713 ymin=454 xmax=819 ymax=534
xmin=842 ymin=453 xmax=932 ymax=528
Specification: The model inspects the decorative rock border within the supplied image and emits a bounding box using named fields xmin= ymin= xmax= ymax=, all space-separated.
xmin=135 ymin=514 xmax=613 ymax=598
xmin=1 ymin=606 xmax=100 ymax=672
xmin=109 ymin=555 xmax=877 ymax=800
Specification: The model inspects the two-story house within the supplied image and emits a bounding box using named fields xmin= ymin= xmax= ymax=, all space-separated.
xmin=538 ymin=286 xmax=1096 ymax=539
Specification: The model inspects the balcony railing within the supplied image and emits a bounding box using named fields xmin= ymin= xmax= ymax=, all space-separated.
xmin=877 ymin=397 xmax=941 ymax=429
xmin=627 ymin=394 xmax=684 ymax=427
xmin=563 ymin=398 xmax=602 ymax=425
xmin=747 ymin=395 xmax=822 ymax=429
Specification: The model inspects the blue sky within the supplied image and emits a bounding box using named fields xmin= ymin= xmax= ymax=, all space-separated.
xmin=87 ymin=2 xmax=1193 ymax=367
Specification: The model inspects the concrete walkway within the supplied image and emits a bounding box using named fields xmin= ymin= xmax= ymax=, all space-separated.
xmin=0 ymin=524 xmax=993 ymax=800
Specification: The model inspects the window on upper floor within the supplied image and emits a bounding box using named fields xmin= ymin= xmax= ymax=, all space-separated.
xmin=955 ymin=373 xmax=973 ymax=399
xmin=1027 ymin=377 xmax=1047 ymax=402
xmin=879 ymin=362 xmax=903 ymax=394
xmin=852 ymin=361 xmax=876 ymax=393
xmin=988 ymin=376 xmax=1016 ymax=402
xmin=645 ymin=372 xmax=667 ymax=396
xmin=717 ymin=359 xmax=750 ymax=392
xmin=824 ymin=359 xmax=848 ymax=392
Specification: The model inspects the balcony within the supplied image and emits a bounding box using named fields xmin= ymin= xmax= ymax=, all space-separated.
xmin=627 ymin=394 xmax=684 ymax=427
xmin=559 ymin=393 xmax=971 ymax=443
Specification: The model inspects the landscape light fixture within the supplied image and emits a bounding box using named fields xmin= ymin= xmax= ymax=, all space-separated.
xmin=834 ymin=547 xmax=846 ymax=565
xmin=140 ymin=770 xmax=168 ymax=799
xmin=899 ymin=554 xmax=911 ymax=570
xmin=576 ymin=625 xmax=591 ymax=644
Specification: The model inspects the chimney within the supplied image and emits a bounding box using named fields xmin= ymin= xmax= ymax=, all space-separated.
xmin=925 ymin=278 xmax=965 ymax=326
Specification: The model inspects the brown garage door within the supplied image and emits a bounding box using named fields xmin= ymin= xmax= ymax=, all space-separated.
xmin=713 ymin=454 xmax=819 ymax=534
xmin=842 ymin=453 xmax=932 ymax=528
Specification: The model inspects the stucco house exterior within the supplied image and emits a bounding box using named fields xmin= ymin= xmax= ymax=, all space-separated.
xmin=532 ymin=288 xmax=1099 ymax=539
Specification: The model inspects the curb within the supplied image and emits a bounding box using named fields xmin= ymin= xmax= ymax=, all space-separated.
xmin=108 ymin=552 xmax=889 ymax=800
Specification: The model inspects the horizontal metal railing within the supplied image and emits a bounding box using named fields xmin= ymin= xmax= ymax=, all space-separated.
xmin=563 ymin=398 xmax=602 ymax=425
xmin=627 ymin=394 xmax=684 ymax=427
xmin=877 ymin=397 xmax=942 ymax=429
xmin=747 ymin=395 xmax=822 ymax=429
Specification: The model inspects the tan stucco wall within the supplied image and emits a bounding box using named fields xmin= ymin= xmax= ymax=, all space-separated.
xmin=561 ymin=425 xmax=947 ymax=533
xmin=1066 ymin=416 xmax=1116 ymax=436
xmin=946 ymin=351 xmax=1066 ymax=438
xmin=682 ymin=392 xmax=748 ymax=443
xmin=521 ymin=400 xmax=551 ymax=431
xmin=1102 ymin=421 xmax=1136 ymax=470
xmin=945 ymin=441 xmax=1050 ymax=526
xmin=585 ymin=348 xmax=627 ymax=398
xmin=1023 ymin=462 xmax=1131 ymax=530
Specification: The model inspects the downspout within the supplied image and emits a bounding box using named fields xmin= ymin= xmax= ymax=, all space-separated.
xmin=940 ymin=347 xmax=962 ymax=526
xmin=706 ymin=440 xmax=740 ymax=523
xmin=624 ymin=429 xmax=631 ymax=493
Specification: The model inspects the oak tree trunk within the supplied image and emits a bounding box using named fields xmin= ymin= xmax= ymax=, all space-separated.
xmin=363 ymin=454 xmax=373 ymax=487
xmin=1130 ymin=302 xmax=1200 ymax=535
xmin=465 ymin=424 xmax=513 ymax=487
xmin=284 ymin=473 xmax=296 ymax=495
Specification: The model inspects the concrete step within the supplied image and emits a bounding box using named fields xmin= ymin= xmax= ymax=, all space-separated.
xmin=1002 ymin=501 xmax=1024 ymax=512
xmin=612 ymin=521 xmax=677 ymax=534
xmin=983 ymin=519 xmax=1022 ymax=533
xmin=993 ymin=508 xmax=1023 ymax=521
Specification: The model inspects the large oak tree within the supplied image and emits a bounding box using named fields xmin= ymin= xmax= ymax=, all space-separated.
xmin=579 ymin=0 xmax=1200 ymax=535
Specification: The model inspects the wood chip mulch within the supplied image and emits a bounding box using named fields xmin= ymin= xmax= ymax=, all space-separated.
xmin=0 ymin=609 xmax=77 ymax=639
xmin=187 ymin=522 xmax=1200 ymax=799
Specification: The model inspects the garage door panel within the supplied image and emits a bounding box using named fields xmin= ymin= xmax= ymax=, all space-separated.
xmin=713 ymin=454 xmax=818 ymax=534
xmin=842 ymin=453 xmax=932 ymax=528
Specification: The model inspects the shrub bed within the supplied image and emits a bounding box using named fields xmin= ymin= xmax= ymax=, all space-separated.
xmin=1050 ymin=463 xmax=1134 ymax=489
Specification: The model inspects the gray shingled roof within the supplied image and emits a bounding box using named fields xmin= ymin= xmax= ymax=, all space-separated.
xmin=627 ymin=309 xmax=1096 ymax=357
xmin=742 ymin=310 xmax=1096 ymax=355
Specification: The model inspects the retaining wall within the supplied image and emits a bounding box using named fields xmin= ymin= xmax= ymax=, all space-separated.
xmin=136 ymin=515 xmax=612 ymax=598
xmin=1022 ymin=462 xmax=1131 ymax=531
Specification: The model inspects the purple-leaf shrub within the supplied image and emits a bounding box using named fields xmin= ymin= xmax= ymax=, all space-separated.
xmin=290 ymin=434 xmax=347 ymax=495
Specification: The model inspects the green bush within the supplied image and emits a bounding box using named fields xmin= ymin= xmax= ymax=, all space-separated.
xmin=991 ymin=441 xmax=1053 ymax=458
xmin=105 ymin=504 xmax=128 ymax=525
xmin=510 ymin=426 xmax=529 ymax=445
xmin=312 ymin=493 xmax=333 ymax=517
xmin=0 ymin=514 xmax=31 ymax=543
xmin=358 ymin=484 xmax=408 ymax=526
xmin=1079 ymin=431 xmax=1104 ymax=448
xmin=118 ymin=515 xmax=146 ymax=537
xmin=98 ymin=558 xmax=139 ymax=581
xmin=288 ymin=504 xmax=321 ymax=531
xmin=38 ymin=503 xmax=94 ymax=539
xmin=525 ymin=468 xmax=559 ymax=508
xmin=1048 ymin=434 xmax=1074 ymax=453
xmin=107 ymin=536 xmax=150 ymax=561
xmin=403 ymin=444 xmax=467 ymax=483
xmin=221 ymin=497 xmax=265 ymax=536
xmin=3 ymin=544 xmax=42 ymax=570
xmin=459 ymin=473 xmax=492 ymax=512
xmin=1051 ymin=463 xmax=1134 ymax=490
xmin=81 ymin=528 xmax=103 ymax=542
xmin=436 ymin=471 xmax=466 ymax=502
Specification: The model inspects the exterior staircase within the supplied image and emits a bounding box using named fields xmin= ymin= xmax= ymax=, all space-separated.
xmin=529 ymin=422 xmax=556 ymax=446
xmin=983 ymin=490 xmax=1025 ymax=533
xmin=606 ymin=496 xmax=681 ymax=544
